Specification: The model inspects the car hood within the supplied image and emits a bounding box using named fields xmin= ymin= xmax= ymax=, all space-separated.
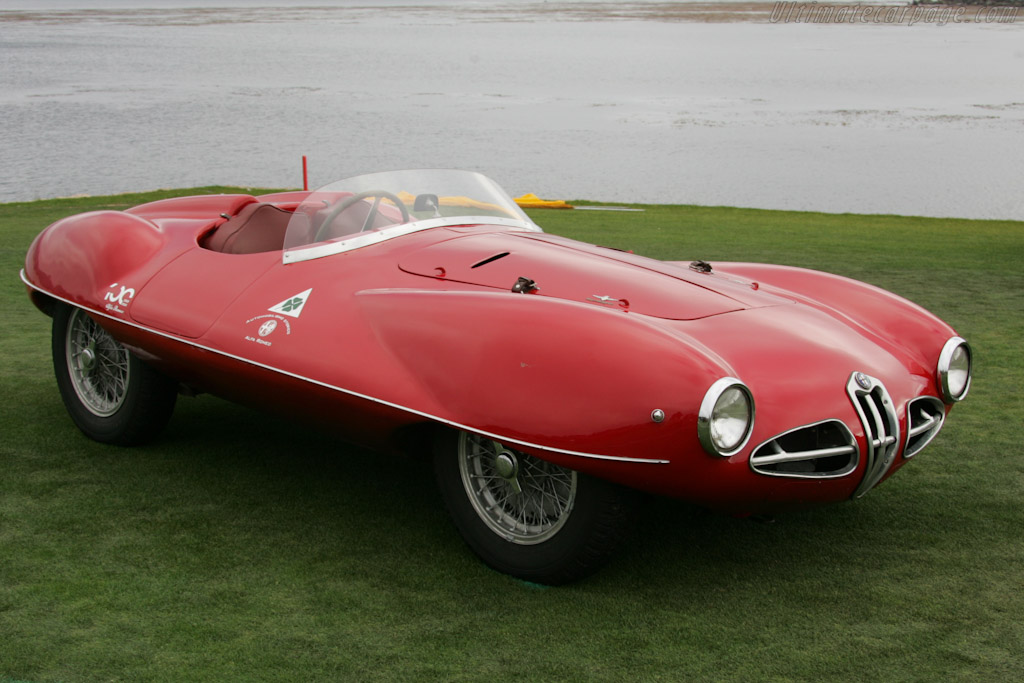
xmin=398 ymin=231 xmax=791 ymax=320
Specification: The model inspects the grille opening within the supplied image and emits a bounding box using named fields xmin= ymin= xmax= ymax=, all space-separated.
xmin=774 ymin=460 xmax=815 ymax=474
xmin=772 ymin=454 xmax=852 ymax=474
xmin=750 ymin=420 xmax=858 ymax=478
xmin=905 ymin=396 xmax=945 ymax=458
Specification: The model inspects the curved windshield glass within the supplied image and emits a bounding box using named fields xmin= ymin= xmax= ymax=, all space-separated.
xmin=282 ymin=169 xmax=540 ymax=264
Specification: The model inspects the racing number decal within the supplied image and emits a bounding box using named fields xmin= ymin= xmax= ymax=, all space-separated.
xmin=104 ymin=283 xmax=135 ymax=313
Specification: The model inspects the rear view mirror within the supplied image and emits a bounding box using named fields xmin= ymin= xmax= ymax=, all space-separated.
xmin=414 ymin=193 xmax=440 ymax=215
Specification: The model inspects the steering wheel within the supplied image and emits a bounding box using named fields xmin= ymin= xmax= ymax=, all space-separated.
xmin=314 ymin=190 xmax=410 ymax=242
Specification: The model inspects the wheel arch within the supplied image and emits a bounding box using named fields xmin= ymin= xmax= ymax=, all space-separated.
xmin=50 ymin=302 xmax=178 ymax=445
xmin=26 ymin=285 xmax=58 ymax=317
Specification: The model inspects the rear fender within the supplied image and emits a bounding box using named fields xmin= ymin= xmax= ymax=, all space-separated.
xmin=124 ymin=193 xmax=256 ymax=220
xmin=24 ymin=193 xmax=260 ymax=315
xmin=25 ymin=211 xmax=167 ymax=309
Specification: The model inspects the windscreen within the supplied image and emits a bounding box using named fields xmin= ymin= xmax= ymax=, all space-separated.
xmin=282 ymin=169 xmax=539 ymax=263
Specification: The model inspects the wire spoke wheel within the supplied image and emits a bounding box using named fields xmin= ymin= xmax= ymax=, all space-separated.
xmin=458 ymin=432 xmax=577 ymax=545
xmin=65 ymin=307 xmax=131 ymax=417
xmin=52 ymin=303 xmax=177 ymax=445
xmin=435 ymin=429 xmax=638 ymax=584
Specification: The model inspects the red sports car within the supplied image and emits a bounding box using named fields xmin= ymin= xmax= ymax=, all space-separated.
xmin=22 ymin=169 xmax=971 ymax=584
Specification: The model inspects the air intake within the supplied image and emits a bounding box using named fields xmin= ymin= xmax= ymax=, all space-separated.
xmin=750 ymin=420 xmax=858 ymax=478
xmin=905 ymin=396 xmax=945 ymax=458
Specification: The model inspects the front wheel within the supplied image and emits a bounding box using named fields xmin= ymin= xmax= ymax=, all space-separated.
xmin=433 ymin=429 xmax=637 ymax=584
xmin=52 ymin=304 xmax=177 ymax=445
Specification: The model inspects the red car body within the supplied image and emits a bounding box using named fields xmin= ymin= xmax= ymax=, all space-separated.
xmin=22 ymin=170 xmax=971 ymax=583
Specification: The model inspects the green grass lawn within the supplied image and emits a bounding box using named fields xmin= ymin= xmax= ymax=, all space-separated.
xmin=2 ymin=189 xmax=1021 ymax=681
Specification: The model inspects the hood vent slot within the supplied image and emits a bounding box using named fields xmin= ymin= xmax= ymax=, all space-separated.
xmin=471 ymin=252 xmax=510 ymax=268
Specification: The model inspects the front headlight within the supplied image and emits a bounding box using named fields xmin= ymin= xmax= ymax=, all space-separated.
xmin=937 ymin=336 xmax=972 ymax=403
xmin=698 ymin=377 xmax=755 ymax=457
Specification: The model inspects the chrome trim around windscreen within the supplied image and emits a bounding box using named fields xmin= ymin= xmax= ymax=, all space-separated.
xmin=282 ymin=216 xmax=541 ymax=264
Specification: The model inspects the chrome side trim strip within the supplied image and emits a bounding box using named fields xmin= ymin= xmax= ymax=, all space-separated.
xmin=22 ymin=270 xmax=667 ymax=465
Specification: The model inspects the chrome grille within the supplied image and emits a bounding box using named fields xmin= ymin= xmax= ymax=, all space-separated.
xmin=847 ymin=372 xmax=900 ymax=498
xmin=905 ymin=396 xmax=945 ymax=458
xmin=750 ymin=420 xmax=858 ymax=478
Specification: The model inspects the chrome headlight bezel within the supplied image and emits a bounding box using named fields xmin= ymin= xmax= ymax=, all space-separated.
xmin=698 ymin=377 xmax=755 ymax=457
xmin=937 ymin=336 xmax=972 ymax=403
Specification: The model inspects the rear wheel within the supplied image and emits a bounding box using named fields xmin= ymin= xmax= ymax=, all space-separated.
xmin=52 ymin=304 xmax=177 ymax=445
xmin=434 ymin=429 xmax=636 ymax=584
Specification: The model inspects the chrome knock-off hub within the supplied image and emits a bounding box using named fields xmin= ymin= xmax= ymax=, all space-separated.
xmin=79 ymin=344 xmax=97 ymax=373
xmin=494 ymin=450 xmax=523 ymax=494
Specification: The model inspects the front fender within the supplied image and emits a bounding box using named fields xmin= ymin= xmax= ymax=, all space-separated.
xmin=355 ymin=288 xmax=729 ymax=465
xmin=708 ymin=262 xmax=957 ymax=377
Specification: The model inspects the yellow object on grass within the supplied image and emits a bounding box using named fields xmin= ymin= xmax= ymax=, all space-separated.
xmin=514 ymin=193 xmax=573 ymax=209
xmin=395 ymin=191 xmax=513 ymax=214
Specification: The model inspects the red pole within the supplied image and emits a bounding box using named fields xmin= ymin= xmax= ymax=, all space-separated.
xmin=302 ymin=155 xmax=309 ymax=191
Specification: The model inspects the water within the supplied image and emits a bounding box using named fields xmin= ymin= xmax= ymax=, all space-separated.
xmin=1 ymin=1 xmax=1022 ymax=220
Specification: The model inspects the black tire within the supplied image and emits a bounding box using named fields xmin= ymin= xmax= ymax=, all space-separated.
xmin=52 ymin=304 xmax=177 ymax=445
xmin=433 ymin=429 xmax=637 ymax=584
